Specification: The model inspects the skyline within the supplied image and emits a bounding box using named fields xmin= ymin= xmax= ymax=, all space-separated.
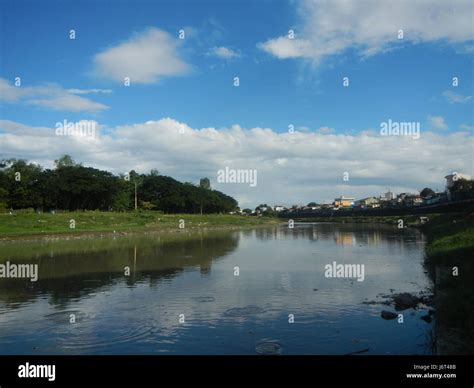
xmin=0 ymin=0 xmax=473 ymax=207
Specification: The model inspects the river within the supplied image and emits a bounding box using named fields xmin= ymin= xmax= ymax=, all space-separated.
xmin=0 ymin=223 xmax=433 ymax=355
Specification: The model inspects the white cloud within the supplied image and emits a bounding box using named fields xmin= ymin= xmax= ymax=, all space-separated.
xmin=0 ymin=78 xmax=109 ymax=113
xmin=443 ymin=90 xmax=472 ymax=104
xmin=258 ymin=36 xmax=315 ymax=59
xmin=92 ymin=27 xmax=191 ymax=84
xmin=0 ymin=117 xmax=471 ymax=207
xmin=0 ymin=79 xmax=27 ymax=102
xmin=258 ymin=0 xmax=474 ymax=63
xmin=0 ymin=120 xmax=53 ymax=137
xmin=67 ymin=88 xmax=113 ymax=95
xmin=459 ymin=124 xmax=474 ymax=131
xmin=428 ymin=115 xmax=448 ymax=130
xmin=208 ymin=46 xmax=241 ymax=59
xmin=317 ymin=126 xmax=335 ymax=134
xmin=29 ymin=95 xmax=108 ymax=113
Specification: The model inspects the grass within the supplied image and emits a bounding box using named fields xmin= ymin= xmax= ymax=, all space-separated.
xmin=421 ymin=212 xmax=474 ymax=353
xmin=423 ymin=213 xmax=474 ymax=262
xmin=0 ymin=210 xmax=280 ymax=239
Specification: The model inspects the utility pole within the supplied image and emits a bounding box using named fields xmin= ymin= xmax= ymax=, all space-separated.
xmin=134 ymin=179 xmax=138 ymax=211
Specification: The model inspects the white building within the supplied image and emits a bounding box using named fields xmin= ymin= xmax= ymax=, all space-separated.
xmin=384 ymin=190 xmax=394 ymax=200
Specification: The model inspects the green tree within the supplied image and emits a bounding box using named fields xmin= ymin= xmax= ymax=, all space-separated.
xmin=420 ymin=188 xmax=435 ymax=198
xmin=0 ymin=157 xmax=239 ymax=214
xmin=199 ymin=177 xmax=211 ymax=190
xmin=0 ymin=159 xmax=43 ymax=209
xmin=451 ymin=179 xmax=474 ymax=194
xmin=54 ymin=154 xmax=76 ymax=168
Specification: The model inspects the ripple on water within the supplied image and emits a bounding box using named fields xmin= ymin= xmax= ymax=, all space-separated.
xmin=59 ymin=323 xmax=154 ymax=351
xmin=255 ymin=341 xmax=282 ymax=355
xmin=44 ymin=310 xmax=87 ymax=324
xmin=224 ymin=306 xmax=265 ymax=317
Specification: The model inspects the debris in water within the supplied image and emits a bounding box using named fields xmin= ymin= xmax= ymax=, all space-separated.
xmin=381 ymin=311 xmax=398 ymax=320
xmin=191 ymin=296 xmax=215 ymax=303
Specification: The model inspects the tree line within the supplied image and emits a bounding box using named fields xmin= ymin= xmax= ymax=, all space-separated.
xmin=0 ymin=156 xmax=238 ymax=213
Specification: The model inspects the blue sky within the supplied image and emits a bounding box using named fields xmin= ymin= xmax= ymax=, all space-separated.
xmin=0 ymin=0 xmax=473 ymax=206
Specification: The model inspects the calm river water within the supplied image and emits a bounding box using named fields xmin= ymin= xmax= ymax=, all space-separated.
xmin=0 ymin=223 xmax=433 ymax=355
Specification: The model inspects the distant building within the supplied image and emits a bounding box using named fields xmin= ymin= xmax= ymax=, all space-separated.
xmin=334 ymin=196 xmax=354 ymax=208
xmin=404 ymin=195 xmax=423 ymax=207
xmin=424 ymin=192 xmax=447 ymax=205
xmin=384 ymin=190 xmax=394 ymax=200
xmin=354 ymin=197 xmax=380 ymax=208
xmin=274 ymin=205 xmax=286 ymax=212
xmin=388 ymin=193 xmax=423 ymax=207
xmin=320 ymin=204 xmax=334 ymax=209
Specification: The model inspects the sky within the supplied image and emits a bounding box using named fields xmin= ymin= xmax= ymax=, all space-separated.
xmin=0 ymin=0 xmax=473 ymax=207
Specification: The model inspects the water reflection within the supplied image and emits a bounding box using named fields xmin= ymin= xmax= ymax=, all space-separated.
xmin=0 ymin=232 xmax=239 ymax=307
xmin=0 ymin=224 xmax=432 ymax=355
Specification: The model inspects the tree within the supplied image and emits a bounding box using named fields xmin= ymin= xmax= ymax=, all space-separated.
xmin=0 ymin=159 xmax=43 ymax=209
xmin=0 ymin=157 xmax=240 ymax=214
xmin=242 ymin=208 xmax=252 ymax=215
xmin=262 ymin=208 xmax=276 ymax=217
xmin=199 ymin=177 xmax=211 ymax=190
xmin=420 ymin=188 xmax=435 ymax=198
xmin=451 ymin=179 xmax=474 ymax=194
xmin=307 ymin=202 xmax=318 ymax=207
xmin=54 ymin=155 xmax=76 ymax=168
xmin=112 ymin=177 xmax=133 ymax=211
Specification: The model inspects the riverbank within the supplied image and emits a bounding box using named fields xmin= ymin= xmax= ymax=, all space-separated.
xmin=421 ymin=212 xmax=474 ymax=354
xmin=0 ymin=211 xmax=280 ymax=242
xmin=286 ymin=214 xmax=429 ymax=226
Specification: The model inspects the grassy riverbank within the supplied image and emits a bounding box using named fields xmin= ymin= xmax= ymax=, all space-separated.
xmin=0 ymin=210 xmax=280 ymax=240
xmin=421 ymin=212 xmax=474 ymax=354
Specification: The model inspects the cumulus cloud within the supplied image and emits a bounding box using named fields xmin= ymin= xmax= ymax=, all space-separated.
xmin=208 ymin=46 xmax=241 ymax=59
xmin=92 ymin=27 xmax=191 ymax=84
xmin=29 ymin=95 xmax=108 ymax=113
xmin=317 ymin=126 xmax=335 ymax=134
xmin=0 ymin=79 xmax=27 ymax=102
xmin=0 ymin=117 xmax=471 ymax=207
xmin=443 ymin=90 xmax=472 ymax=104
xmin=258 ymin=0 xmax=474 ymax=63
xmin=459 ymin=124 xmax=474 ymax=131
xmin=0 ymin=78 xmax=109 ymax=113
xmin=428 ymin=115 xmax=448 ymax=130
